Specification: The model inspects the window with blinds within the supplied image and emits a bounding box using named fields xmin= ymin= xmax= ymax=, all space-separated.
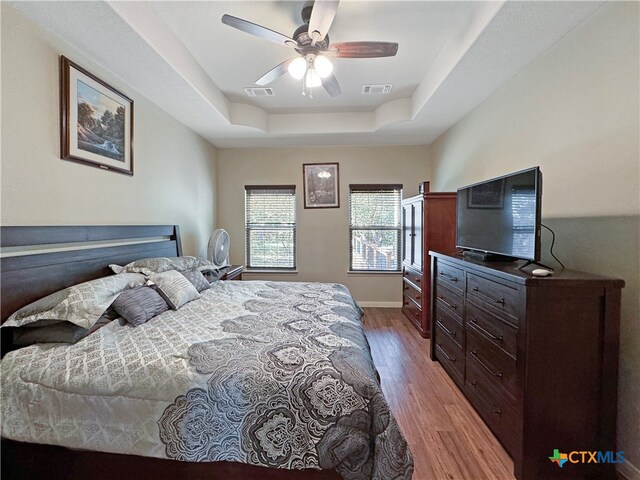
xmin=511 ymin=185 xmax=536 ymax=259
xmin=349 ymin=184 xmax=402 ymax=271
xmin=245 ymin=185 xmax=296 ymax=270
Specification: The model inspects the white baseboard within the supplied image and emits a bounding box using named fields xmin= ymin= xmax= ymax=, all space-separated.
xmin=619 ymin=460 xmax=640 ymax=480
xmin=357 ymin=301 xmax=403 ymax=308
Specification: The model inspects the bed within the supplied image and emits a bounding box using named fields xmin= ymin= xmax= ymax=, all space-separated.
xmin=0 ymin=225 xmax=413 ymax=480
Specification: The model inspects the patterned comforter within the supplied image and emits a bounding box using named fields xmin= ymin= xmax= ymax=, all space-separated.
xmin=1 ymin=280 xmax=413 ymax=479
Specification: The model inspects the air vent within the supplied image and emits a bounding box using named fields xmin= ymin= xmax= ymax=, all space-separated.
xmin=244 ymin=87 xmax=275 ymax=97
xmin=361 ymin=84 xmax=393 ymax=95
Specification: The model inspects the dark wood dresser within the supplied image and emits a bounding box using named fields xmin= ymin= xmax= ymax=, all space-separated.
xmin=401 ymin=183 xmax=456 ymax=337
xmin=430 ymin=251 xmax=624 ymax=480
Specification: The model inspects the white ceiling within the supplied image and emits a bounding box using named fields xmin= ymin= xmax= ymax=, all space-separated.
xmin=9 ymin=1 xmax=604 ymax=148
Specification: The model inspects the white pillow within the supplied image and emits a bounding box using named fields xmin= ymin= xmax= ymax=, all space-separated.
xmin=147 ymin=270 xmax=200 ymax=310
xmin=4 ymin=273 xmax=146 ymax=329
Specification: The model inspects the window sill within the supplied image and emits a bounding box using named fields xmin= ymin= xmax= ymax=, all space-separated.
xmin=348 ymin=270 xmax=402 ymax=275
xmin=244 ymin=269 xmax=299 ymax=274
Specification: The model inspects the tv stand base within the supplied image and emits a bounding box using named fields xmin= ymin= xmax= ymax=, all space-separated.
xmin=462 ymin=251 xmax=515 ymax=262
xmin=518 ymin=260 xmax=554 ymax=271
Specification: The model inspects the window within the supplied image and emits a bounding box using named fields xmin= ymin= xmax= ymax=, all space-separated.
xmin=245 ymin=185 xmax=296 ymax=270
xmin=349 ymin=184 xmax=403 ymax=271
xmin=510 ymin=185 xmax=536 ymax=258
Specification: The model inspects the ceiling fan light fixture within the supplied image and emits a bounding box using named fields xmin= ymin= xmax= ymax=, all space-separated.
xmin=314 ymin=55 xmax=333 ymax=78
xmin=288 ymin=57 xmax=307 ymax=80
xmin=305 ymin=68 xmax=322 ymax=88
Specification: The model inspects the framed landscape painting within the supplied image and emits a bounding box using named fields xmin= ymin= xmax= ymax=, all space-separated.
xmin=60 ymin=56 xmax=133 ymax=175
xmin=303 ymin=163 xmax=340 ymax=208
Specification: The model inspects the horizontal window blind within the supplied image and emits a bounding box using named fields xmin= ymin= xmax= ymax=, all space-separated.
xmin=245 ymin=185 xmax=296 ymax=269
xmin=511 ymin=185 xmax=536 ymax=258
xmin=349 ymin=184 xmax=402 ymax=271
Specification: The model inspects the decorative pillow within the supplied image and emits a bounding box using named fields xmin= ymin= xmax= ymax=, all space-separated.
xmin=3 ymin=273 xmax=146 ymax=329
xmin=10 ymin=314 xmax=114 ymax=348
xmin=181 ymin=269 xmax=211 ymax=293
xmin=147 ymin=270 xmax=200 ymax=310
xmin=109 ymin=264 xmax=125 ymax=274
xmin=112 ymin=286 xmax=169 ymax=326
xmin=110 ymin=256 xmax=215 ymax=276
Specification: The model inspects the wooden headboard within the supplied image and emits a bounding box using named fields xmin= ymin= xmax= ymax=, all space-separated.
xmin=1 ymin=225 xmax=182 ymax=323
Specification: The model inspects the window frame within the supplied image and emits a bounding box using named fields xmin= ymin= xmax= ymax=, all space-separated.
xmin=244 ymin=185 xmax=297 ymax=271
xmin=348 ymin=183 xmax=403 ymax=273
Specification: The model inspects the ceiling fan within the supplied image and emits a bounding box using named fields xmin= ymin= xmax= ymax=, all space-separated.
xmin=221 ymin=1 xmax=398 ymax=98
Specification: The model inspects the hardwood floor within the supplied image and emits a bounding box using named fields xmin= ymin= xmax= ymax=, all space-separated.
xmin=362 ymin=308 xmax=516 ymax=480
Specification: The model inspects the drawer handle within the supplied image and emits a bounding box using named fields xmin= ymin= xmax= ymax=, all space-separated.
xmin=437 ymin=296 xmax=457 ymax=310
xmin=436 ymin=321 xmax=456 ymax=337
xmin=438 ymin=272 xmax=458 ymax=283
xmin=472 ymin=286 xmax=505 ymax=305
xmin=436 ymin=344 xmax=456 ymax=362
xmin=470 ymin=350 xmax=503 ymax=378
xmin=470 ymin=380 xmax=477 ymax=387
xmin=470 ymin=319 xmax=503 ymax=342
xmin=492 ymin=409 xmax=503 ymax=415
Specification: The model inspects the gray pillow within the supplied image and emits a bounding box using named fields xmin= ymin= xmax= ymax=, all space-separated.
xmin=112 ymin=286 xmax=169 ymax=326
xmin=3 ymin=273 xmax=146 ymax=329
xmin=110 ymin=256 xmax=215 ymax=276
xmin=11 ymin=315 xmax=114 ymax=347
xmin=147 ymin=270 xmax=200 ymax=310
xmin=181 ymin=269 xmax=210 ymax=293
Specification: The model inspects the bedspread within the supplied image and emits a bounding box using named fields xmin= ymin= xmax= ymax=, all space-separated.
xmin=1 ymin=280 xmax=413 ymax=479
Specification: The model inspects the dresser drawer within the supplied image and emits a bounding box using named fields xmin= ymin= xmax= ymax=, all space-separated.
xmin=467 ymin=273 xmax=520 ymax=325
xmin=434 ymin=283 xmax=463 ymax=320
xmin=465 ymin=359 xmax=519 ymax=456
xmin=402 ymin=295 xmax=421 ymax=326
xmin=466 ymin=327 xmax=519 ymax=404
xmin=466 ymin=303 xmax=517 ymax=358
xmin=403 ymin=267 xmax=422 ymax=288
xmin=434 ymin=322 xmax=464 ymax=385
xmin=403 ymin=280 xmax=422 ymax=306
xmin=435 ymin=261 xmax=464 ymax=296
xmin=434 ymin=305 xmax=463 ymax=349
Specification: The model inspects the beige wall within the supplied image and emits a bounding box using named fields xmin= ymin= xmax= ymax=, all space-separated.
xmin=430 ymin=2 xmax=640 ymax=473
xmin=1 ymin=5 xmax=218 ymax=257
xmin=217 ymin=145 xmax=431 ymax=305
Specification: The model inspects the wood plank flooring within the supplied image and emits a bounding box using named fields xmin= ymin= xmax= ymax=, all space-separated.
xmin=362 ymin=308 xmax=516 ymax=480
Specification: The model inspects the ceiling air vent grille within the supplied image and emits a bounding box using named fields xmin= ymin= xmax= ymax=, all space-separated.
xmin=244 ymin=87 xmax=275 ymax=97
xmin=361 ymin=84 xmax=393 ymax=95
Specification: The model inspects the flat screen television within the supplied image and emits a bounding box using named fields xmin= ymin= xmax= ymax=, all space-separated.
xmin=456 ymin=167 xmax=542 ymax=261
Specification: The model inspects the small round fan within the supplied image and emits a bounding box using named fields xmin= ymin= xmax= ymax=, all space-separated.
xmin=208 ymin=229 xmax=230 ymax=268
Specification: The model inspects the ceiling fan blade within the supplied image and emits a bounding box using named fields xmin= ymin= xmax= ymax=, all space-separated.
xmin=308 ymin=0 xmax=339 ymax=45
xmin=255 ymin=58 xmax=296 ymax=86
xmin=221 ymin=14 xmax=297 ymax=47
xmin=321 ymin=73 xmax=342 ymax=97
xmin=327 ymin=42 xmax=399 ymax=58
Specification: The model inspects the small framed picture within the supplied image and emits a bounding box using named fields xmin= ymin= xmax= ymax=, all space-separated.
xmin=60 ymin=56 xmax=134 ymax=175
xmin=303 ymin=163 xmax=340 ymax=208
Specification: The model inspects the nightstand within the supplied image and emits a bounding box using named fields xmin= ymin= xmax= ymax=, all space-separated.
xmin=218 ymin=265 xmax=243 ymax=281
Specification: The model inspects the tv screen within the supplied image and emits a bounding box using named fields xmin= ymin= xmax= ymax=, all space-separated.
xmin=456 ymin=167 xmax=542 ymax=261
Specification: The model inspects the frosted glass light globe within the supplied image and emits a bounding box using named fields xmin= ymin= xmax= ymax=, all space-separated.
xmin=314 ymin=55 xmax=333 ymax=78
xmin=288 ymin=57 xmax=307 ymax=80
xmin=305 ymin=68 xmax=322 ymax=88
